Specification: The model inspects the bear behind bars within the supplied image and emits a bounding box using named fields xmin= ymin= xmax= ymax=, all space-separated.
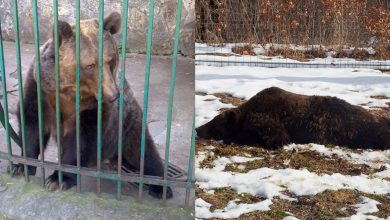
xmin=12 ymin=12 xmax=172 ymax=198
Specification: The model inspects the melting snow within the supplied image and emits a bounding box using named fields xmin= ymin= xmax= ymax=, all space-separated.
xmin=353 ymin=197 xmax=381 ymax=214
xmin=284 ymin=144 xmax=390 ymax=169
xmin=196 ymin=66 xmax=390 ymax=113
xmin=283 ymin=217 xmax=300 ymax=220
xmin=196 ymin=150 xmax=390 ymax=219
xmin=196 ymin=198 xmax=272 ymax=219
xmin=339 ymin=213 xmax=389 ymax=220
xmin=195 ymin=64 xmax=390 ymax=219
xmin=195 ymin=43 xmax=390 ymax=69
xmin=196 ymin=94 xmax=235 ymax=127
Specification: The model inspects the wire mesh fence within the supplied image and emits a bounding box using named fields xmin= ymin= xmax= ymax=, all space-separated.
xmin=0 ymin=0 xmax=195 ymax=206
xmin=195 ymin=0 xmax=390 ymax=70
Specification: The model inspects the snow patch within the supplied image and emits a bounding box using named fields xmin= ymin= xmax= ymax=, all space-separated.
xmin=195 ymin=43 xmax=390 ymax=69
xmin=338 ymin=213 xmax=389 ymax=220
xmin=196 ymin=66 xmax=390 ymax=111
xmin=196 ymin=94 xmax=235 ymax=127
xmin=284 ymin=144 xmax=390 ymax=169
xmin=195 ymin=198 xmax=273 ymax=219
xmin=353 ymin=197 xmax=381 ymax=214
xmin=283 ymin=216 xmax=300 ymax=220
xmin=196 ymin=151 xmax=390 ymax=199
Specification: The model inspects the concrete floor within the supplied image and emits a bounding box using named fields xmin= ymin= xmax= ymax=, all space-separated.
xmin=0 ymin=41 xmax=195 ymax=207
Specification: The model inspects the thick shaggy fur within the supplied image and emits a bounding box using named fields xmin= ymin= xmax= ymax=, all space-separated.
xmin=12 ymin=12 xmax=172 ymax=198
xmin=197 ymin=87 xmax=390 ymax=150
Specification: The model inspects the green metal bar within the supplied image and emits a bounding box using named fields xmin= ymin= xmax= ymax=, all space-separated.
xmin=97 ymin=0 xmax=105 ymax=195
xmin=32 ymin=0 xmax=46 ymax=186
xmin=117 ymin=0 xmax=130 ymax=199
xmin=53 ymin=0 xmax=63 ymax=187
xmin=163 ymin=0 xmax=183 ymax=200
xmin=185 ymin=113 xmax=196 ymax=206
xmin=75 ymin=0 xmax=81 ymax=192
xmin=13 ymin=0 xmax=28 ymax=181
xmin=139 ymin=0 xmax=156 ymax=201
xmin=0 ymin=151 xmax=193 ymax=188
xmin=0 ymin=13 xmax=14 ymax=176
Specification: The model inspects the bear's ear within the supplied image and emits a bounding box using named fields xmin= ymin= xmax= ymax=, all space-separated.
xmin=104 ymin=12 xmax=121 ymax=34
xmin=53 ymin=20 xmax=73 ymax=45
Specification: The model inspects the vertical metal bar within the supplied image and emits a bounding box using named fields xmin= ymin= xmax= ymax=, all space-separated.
xmin=75 ymin=0 xmax=82 ymax=193
xmin=13 ymin=0 xmax=28 ymax=181
xmin=53 ymin=0 xmax=63 ymax=187
xmin=117 ymin=0 xmax=129 ymax=200
xmin=163 ymin=0 xmax=182 ymax=200
xmin=97 ymin=0 xmax=105 ymax=195
xmin=0 ymin=12 xmax=14 ymax=176
xmin=139 ymin=0 xmax=156 ymax=201
xmin=32 ymin=0 xmax=46 ymax=186
xmin=185 ymin=113 xmax=196 ymax=206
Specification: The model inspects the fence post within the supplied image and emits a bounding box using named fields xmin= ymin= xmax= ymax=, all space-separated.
xmin=32 ymin=0 xmax=46 ymax=186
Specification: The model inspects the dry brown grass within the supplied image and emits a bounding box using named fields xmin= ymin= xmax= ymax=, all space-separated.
xmin=265 ymin=47 xmax=328 ymax=61
xmin=335 ymin=48 xmax=371 ymax=60
xmin=232 ymin=45 xmax=256 ymax=56
xmin=212 ymin=93 xmax=246 ymax=107
xmin=196 ymin=136 xmax=390 ymax=219
xmin=197 ymin=139 xmax=379 ymax=176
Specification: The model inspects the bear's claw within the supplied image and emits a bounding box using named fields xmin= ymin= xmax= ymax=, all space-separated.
xmin=45 ymin=173 xmax=76 ymax=191
xmin=8 ymin=164 xmax=25 ymax=176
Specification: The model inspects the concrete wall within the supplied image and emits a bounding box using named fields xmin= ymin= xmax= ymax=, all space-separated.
xmin=0 ymin=0 xmax=194 ymax=56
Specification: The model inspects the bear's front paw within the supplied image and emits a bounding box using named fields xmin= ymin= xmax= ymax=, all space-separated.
xmin=8 ymin=164 xmax=24 ymax=176
xmin=45 ymin=173 xmax=76 ymax=191
xmin=8 ymin=164 xmax=36 ymax=176
xmin=148 ymin=185 xmax=173 ymax=199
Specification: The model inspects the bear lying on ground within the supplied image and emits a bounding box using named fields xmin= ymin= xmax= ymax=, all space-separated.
xmin=11 ymin=12 xmax=172 ymax=198
xmin=197 ymin=87 xmax=390 ymax=150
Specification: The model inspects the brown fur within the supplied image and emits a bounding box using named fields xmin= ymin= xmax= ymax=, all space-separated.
xmin=197 ymin=87 xmax=390 ymax=149
xmin=12 ymin=12 xmax=172 ymax=198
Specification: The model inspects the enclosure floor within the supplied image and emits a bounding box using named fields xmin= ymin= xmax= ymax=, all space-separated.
xmin=0 ymin=174 xmax=194 ymax=220
xmin=0 ymin=41 xmax=195 ymax=207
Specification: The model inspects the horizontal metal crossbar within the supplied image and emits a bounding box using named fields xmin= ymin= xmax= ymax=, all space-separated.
xmin=0 ymin=152 xmax=193 ymax=189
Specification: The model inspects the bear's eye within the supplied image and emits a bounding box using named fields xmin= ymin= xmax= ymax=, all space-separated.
xmin=86 ymin=64 xmax=96 ymax=70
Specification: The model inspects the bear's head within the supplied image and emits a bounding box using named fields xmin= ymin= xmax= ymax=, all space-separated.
xmin=38 ymin=12 xmax=121 ymax=104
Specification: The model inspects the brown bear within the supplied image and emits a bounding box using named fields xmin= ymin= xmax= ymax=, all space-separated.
xmin=11 ymin=12 xmax=172 ymax=198
xmin=197 ymin=87 xmax=390 ymax=150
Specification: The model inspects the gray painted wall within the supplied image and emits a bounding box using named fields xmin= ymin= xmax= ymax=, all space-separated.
xmin=0 ymin=0 xmax=194 ymax=56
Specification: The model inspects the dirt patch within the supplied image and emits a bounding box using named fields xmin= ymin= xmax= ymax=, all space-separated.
xmin=197 ymin=138 xmax=268 ymax=158
xmin=369 ymin=107 xmax=390 ymax=120
xmin=247 ymin=190 xmax=388 ymax=219
xmin=197 ymin=139 xmax=379 ymax=176
xmin=232 ymin=45 xmax=256 ymax=56
xmin=226 ymin=151 xmax=376 ymax=175
xmin=270 ymin=189 xmax=360 ymax=219
xmin=196 ymin=138 xmax=268 ymax=169
xmin=303 ymin=47 xmax=327 ymax=59
xmin=196 ymin=188 xmax=390 ymax=220
xmin=265 ymin=47 xmax=327 ymax=61
xmin=212 ymin=93 xmax=246 ymax=106
xmin=224 ymin=146 xmax=376 ymax=176
xmin=196 ymin=187 xmax=264 ymax=212
xmin=196 ymin=138 xmax=390 ymax=219
xmin=367 ymin=194 xmax=390 ymax=218
xmin=196 ymin=92 xmax=208 ymax=96
xmin=266 ymin=47 xmax=307 ymax=61
xmin=370 ymin=96 xmax=390 ymax=100
xmin=335 ymin=48 xmax=371 ymax=60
